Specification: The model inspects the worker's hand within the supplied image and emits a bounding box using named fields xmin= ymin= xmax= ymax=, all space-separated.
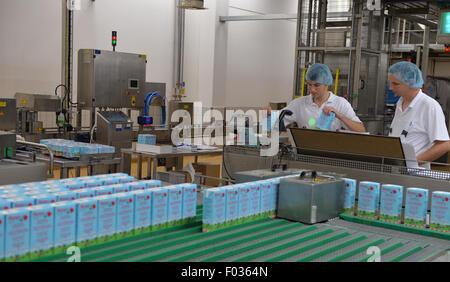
xmin=323 ymin=106 xmax=341 ymax=119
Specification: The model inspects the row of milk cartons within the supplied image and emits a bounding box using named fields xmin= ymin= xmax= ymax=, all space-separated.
xmin=0 ymin=180 xmax=198 ymax=261
xmin=202 ymin=175 xmax=298 ymax=232
xmin=343 ymin=178 xmax=450 ymax=232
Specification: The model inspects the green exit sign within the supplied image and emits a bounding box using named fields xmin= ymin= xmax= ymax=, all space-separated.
xmin=441 ymin=12 xmax=450 ymax=34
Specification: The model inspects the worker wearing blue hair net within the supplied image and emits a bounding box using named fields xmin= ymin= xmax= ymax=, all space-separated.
xmin=279 ymin=63 xmax=365 ymax=132
xmin=388 ymin=61 xmax=450 ymax=169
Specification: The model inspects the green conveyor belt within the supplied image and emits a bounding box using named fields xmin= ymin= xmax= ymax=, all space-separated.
xmin=25 ymin=207 xmax=449 ymax=262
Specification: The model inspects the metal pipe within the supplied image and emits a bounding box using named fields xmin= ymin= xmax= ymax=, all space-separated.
xmin=16 ymin=140 xmax=54 ymax=178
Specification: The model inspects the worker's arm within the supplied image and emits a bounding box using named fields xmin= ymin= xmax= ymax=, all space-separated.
xmin=417 ymin=140 xmax=450 ymax=165
xmin=322 ymin=106 xmax=366 ymax=132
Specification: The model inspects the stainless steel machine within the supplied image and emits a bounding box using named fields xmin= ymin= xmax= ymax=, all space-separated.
xmin=14 ymin=93 xmax=62 ymax=142
xmin=0 ymin=131 xmax=50 ymax=185
xmin=0 ymin=98 xmax=17 ymax=132
xmin=96 ymin=111 xmax=133 ymax=154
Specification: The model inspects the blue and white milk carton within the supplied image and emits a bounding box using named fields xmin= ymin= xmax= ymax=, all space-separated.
xmin=202 ymin=188 xmax=226 ymax=232
xmin=404 ymin=188 xmax=429 ymax=227
xmin=151 ymin=188 xmax=168 ymax=231
xmin=0 ymin=200 xmax=10 ymax=211
xmin=259 ymin=180 xmax=274 ymax=218
xmin=54 ymin=191 xmax=77 ymax=202
xmin=1 ymin=208 xmax=30 ymax=261
xmin=81 ymin=179 xmax=104 ymax=189
xmin=430 ymin=191 xmax=450 ymax=232
xmin=74 ymin=198 xmax=98 ymax=247
xmin=96 ymin=195 xmax=117 ymax=243
xmin=129 ymin=182 xmax=147 ymax=191
xmin=110 ymin=183 xmax=131 ymax=194
xmin=237 ymin=184 xmax=251 ymax=222
xmin=357 ymin=181 xmax=381 ymax=219
xmin=379 ymin=184 xmax=404 ymax=223
xmin=0 ymin=212 xmax=4 ymax=259
xmin=224 ymin=186 xmax=239 ymax=226
xmin=92 ymin=186 xmax=114 ymax=196
xmin=266 ymin=178 xmax=280 ymax=218
xmin=31 ymin=194 xmax=57 ymax=206
xmin=180 ymin=184 xmax=197 ymax=224
xmin=7 ymin=197 xmax=34 ymax=209
xmin=140 ymin=180 xmax=162 ymax=189
xmin=116 ymin=176 xmax=135 ymax=184
xmin=64 ymin=181 xmax=84 ymax=191
xmin=51 ymin=201 xmax=76 ymax=253
xmin=115 ymin=192 xmax=135 ymax=238
xmin=131 ymin=190 xmax=152 ymax=234
xmin=76 ymin=189 xmax=96 ymax=199
xmin=248 ymin=182 xmax=262 ymax=219
xmin=342 ymin=178 xmax=357 ymax=215
xmin=27 ymin=205 xmax=54 ymax=259
xmin=166 ymin=185 xmax=183 ymax=227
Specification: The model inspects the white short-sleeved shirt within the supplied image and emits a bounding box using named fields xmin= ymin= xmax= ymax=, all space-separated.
xmin=283 ymin=92 xmax=361 ymax=131
xmin=389 ymin=90 xmax=450 ymax=162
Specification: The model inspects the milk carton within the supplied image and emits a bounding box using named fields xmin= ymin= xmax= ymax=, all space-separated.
xmin=356 ymin=181 xmax=381 ymax=219
xmin=202 ymin=188 xmax=226 ymax=232
xmin=140 ymin=180 xmax=162 ymax=189
xmin=237 ymin=184 xmax=251 ymax=223
xmin=430 ymin=191 xmax=450 ymax=232
xmin=31 ymin=194 xmax=57 ymax=206
xmin=342 ymin=178 xmax=357 ymax=215
xmin=129 ymin=182 xmax=147 ymax=191
xmin=81 ymin=179 xmax=104 ymax=189
xmin=131 ymin=190 xmax=152 ymax=234
xmin=1 ymin=208 xmax=30 ymax=261
xmin=116 ymin=176 xmax=135 ymax=184
xmin=259 ymin=180 xmax=274 ymax=218
xmin=51 ymin=201 xmax=76 ymax=253
xmin=23 ymin=191 xmax=41 ymax=197
xmin=76 ymin=189 xmax=96 ymax=199
xmin=110 ymin=183 xmax=131 ymax=194
xmin=96 ymin=195 xmax=117 ymax=243
xmin=180 ymin=184 xmax=197 ymax=224
xmin=54 ymin=191 xmax=77 ymax=202
xmin=7 ymin=197 xmax=34 ymax=209
xmin=266 ymin=178 xmax=280 ymax=218
xmin=115 ymin=192 xmax=135 ymax=238
xmin=0 ymin=212 xmax=4 ymax=259
xmin=0 ymin=200 xmax=10 ymax=211
xmin=248 ymin=182 xmax=262 ymax=219
xmin=166 ymin=186 xmax=183 ymax=227
xmin=74 ymin=198 xmax=98 ymax=247
xmin=379 ymin=184 xmax=404 ymax=223
xmin=224 ymin=186 xmax=239 ymax=226
xmin=64 ymin=181 xmax=84 ymax=191
xmin=151 ymin=188 xmax=168 ymax=231
xmin=27 ymin=205 xmax=54 ymax=259
xmin=404 ymin=188 xmax=429 ymax=227
xmin=92 ymin=186 xmax=114 ymax=196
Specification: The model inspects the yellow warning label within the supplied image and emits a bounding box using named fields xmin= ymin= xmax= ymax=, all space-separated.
xmin=21 ymin=99 xmax=26 ymax=105
xmin=37 ymin=126 xmax=42 ymax=132
xmin=0 ymin=111 xmax=4 ymax=116
xmin=184 ymin=105 xmax=189 ymax=109
xmin=181 ymin=89 xmax=185 ymax=95
xmin=131 ymin=96 xmax=136 ymax=106
xmin=313 ymin=178 xmax=329 ymax=182
xmin=0 ymin=102 xmax=6 ymax=107
xmin=140 ymin=55 xmax=147 ymax=59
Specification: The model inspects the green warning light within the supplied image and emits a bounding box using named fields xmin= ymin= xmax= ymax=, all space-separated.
xmin=308 ymin=118 xmax=316 ymax=127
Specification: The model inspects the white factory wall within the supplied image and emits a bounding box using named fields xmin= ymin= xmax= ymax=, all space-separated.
xmin=2 ymin=0 xmax=321 ymax=126
xmin=220 ymin=0 xmax=298 ymax=107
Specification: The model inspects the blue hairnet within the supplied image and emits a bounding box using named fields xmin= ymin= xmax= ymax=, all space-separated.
xmin=305 ymin=63 xmax=333 ymax=86
xmin=388 ymin=61 xmax=424 ymax=88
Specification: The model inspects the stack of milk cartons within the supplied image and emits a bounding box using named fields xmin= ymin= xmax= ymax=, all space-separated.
xmin=342 ymin=178 xmax=357 ymax=215
xmin=138 ymin=134 xmax=156 ymax=145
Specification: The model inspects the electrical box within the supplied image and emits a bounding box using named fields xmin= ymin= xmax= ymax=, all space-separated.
xmin=0 ymin=99 xmax=16 ymax=131
xmin=96 ymin=111 xmax=133 ymax=155
xmin=437 ymin=10 xmax=450 ymax=44
xmin=77 ymin=49 xmax=147 ymax=109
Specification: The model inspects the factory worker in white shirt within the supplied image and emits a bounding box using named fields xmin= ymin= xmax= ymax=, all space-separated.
xmin=388 ymin=61 xmax=450 ymax=169
xmin=282 ymin=63 xmax=366 ymax=132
